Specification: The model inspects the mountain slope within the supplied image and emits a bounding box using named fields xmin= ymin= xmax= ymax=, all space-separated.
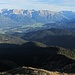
xmin=0 ymin=34 xmax=26 ymax=44
xmin=0 ymin=42 xmax=75 ymax=73
xmin=0 ymin=14 xmax=19 ymax=28
xmin=15 ymin=28 xmax=75 ymax=48
xmin=2 ymin=66 xmax=75 ymax=75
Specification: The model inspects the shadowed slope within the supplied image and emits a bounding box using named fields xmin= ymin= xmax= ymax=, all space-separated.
xmin=0 ymin=42 xmax=75 ymax=73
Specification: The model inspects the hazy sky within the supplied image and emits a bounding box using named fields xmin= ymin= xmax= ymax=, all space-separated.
xmin=0 ymin=0 xmax=75 ymax=11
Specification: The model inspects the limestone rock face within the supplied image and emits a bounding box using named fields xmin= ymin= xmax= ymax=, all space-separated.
xmin=0 ymin=9 xmax=75 ymax=24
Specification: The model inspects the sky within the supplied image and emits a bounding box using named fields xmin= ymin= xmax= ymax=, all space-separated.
xmin=0 ymin=0 xmax=75 ymax=11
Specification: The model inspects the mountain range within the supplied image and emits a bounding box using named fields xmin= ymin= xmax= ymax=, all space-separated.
xmin=0 ymin=9 xmax=75 ymax=27
xmin=0 ymin=9 xmax=75 ymax=75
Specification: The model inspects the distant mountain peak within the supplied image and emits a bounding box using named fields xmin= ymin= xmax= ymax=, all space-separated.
xmin=0 ymin=9 xmax=75 ymax=26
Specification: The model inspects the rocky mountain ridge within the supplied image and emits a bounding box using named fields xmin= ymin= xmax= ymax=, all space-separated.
xmin=1 ymin=66 xmax=75 ymax=75
xmin=0 ymin=9 xmax=75 ymax=25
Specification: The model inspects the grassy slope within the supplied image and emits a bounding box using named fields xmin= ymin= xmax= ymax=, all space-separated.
xmin=0 ymin=34 xmax=26 ymax=44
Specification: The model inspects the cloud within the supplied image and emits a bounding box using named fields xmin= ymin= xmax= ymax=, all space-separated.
xmin=0 ymin=0 xmax=75 ymax=11
xmin=28 ymin=3 xmax=75 ymax=11
xmin=0 ymin=3 xmax=8 ymax=4
xmin=37 ymin=0 xmax=75 ymax=7
xmin=59 ymin=0 xmax=75 ymax=6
